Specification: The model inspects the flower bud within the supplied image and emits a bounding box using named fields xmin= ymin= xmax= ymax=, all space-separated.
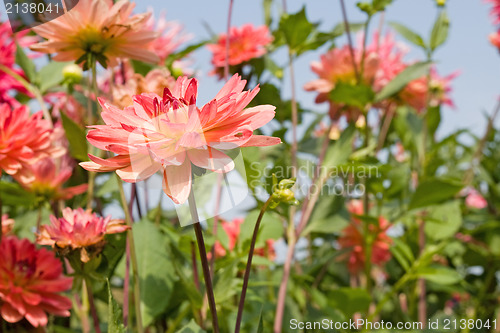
xmin=62 ymin=64 xmax=83 ymax=84
xmin=436 ymin=0 xmax=446 ymax=7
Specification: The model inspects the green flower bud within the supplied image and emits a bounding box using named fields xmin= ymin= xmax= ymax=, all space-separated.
xmin=63 ymin=64 xmax=83 ymax=84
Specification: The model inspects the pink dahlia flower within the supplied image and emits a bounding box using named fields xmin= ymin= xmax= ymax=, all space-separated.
xmin=0 ymin=104 xmax=62 ymax=178
xmin=1 ymin=214 xmax=14 ymax=235
xmin=30 ymin=0 xmax=159 ymax=67
xmin=147 ymin=11 xmax=191 ymax=65
xmin=207 ymin=24 xmax=273 ymax=68
xmin=80 ymin=74 xmax=281 ymax=204
xmin=37 ymin=208 xmax=129 ymax=263
xmin=13 ymin=154 xmax=88 ymax=200
xmin=0 ymin=236 xmax=73 ymax=327
xmin=338 ymin=200 xmax=392 ymax=274
xmin=490 ymin=30 xmax=500 ymax=50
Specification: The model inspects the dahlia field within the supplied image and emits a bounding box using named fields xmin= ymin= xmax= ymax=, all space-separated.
xmin=0 ymin=0 xmax=499 ymax=332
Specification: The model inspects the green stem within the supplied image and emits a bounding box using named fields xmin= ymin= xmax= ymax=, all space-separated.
xmin=116 ymin=177 xmax=144 ymax=333
xmin=235 ymin=196 xmax=273 ymax=333
xmin=188 ymin=190 xmax=219 ymax=333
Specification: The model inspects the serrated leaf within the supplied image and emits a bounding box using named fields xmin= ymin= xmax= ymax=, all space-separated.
xmin=15 ymin=44 xmax=36 ymax=82
xmin=375 ymin=61 xmax=432 ymax=102
xmin=278 ymin=7 xmax=316 ymax=52
xmin=107 ymin=280 xmax=126 ymax=333
xmin=430 ymin=10 xmax=450 ymax=51
xmin=60 ymin=111 xmax=88 ymax=161
xmin=323 ymin=125 xmax=356 ymax=169
xmin=389 ymin=22 xmax=426 ymax=49
xmin=425 ymin=200 xmax=462 ymax=240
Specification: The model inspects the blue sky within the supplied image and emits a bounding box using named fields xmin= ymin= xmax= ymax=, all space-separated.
xmin=1 ymin=0 xmax=499 ymax=136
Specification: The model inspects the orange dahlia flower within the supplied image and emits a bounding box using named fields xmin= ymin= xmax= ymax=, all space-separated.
xmin=80 ymin=74 xmax=281 ymax=204
xmin=0 ymin=236 xmax=73 ymax=327
xmin=490 ymin=30 xmax=500 ymax=50
xmin=338 ymin=200 xmax=392 ymax=274
xmin=37 ymin=208 xmax=129 ymax=263
xmin=30 ymin=0 xmax=159 ymax=67
xmin=207 ymin=24 xmax=273 ymax=68
xmin=0 ymin=104 xmax=62 ymax=178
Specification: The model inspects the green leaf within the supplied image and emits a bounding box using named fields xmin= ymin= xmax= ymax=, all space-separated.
xmin=15 ymin=44 xmax=36 ymax=82
xmin=278 ymin=7 xmax=316 ymax=52
xmin=256 ymin=310 xmax=264 ymax=333
xmin=263 ymin=0 xmax=273 ymax=26
xmin=133 ymin=221 xmax=176 ymax=327
xmin=329 ymin=288 xmax=371 ymax=318
xmin=425 ymin=201 xmax=462 ymax=240
xmin=372 ymin=0 xmax=393 ymax=11
xmin=389 ymin=22 xmax=426 ymax=49
xmin=409 ymin=178 xmax=463 ymax=210
xmin=38 ymin=62 xmax=72 ymax=93
xmin=176 ymin=319 xmax=206 ymax=333
xmin=375 ymin=61 xmax=432 ymax=102
xmin=0 ymin=181 xmax=36 ymax=206
xmin=60 ymin=111 xmax=88 ymax=161
xmin=416 ymin=266 xmax=461 ymax=285
xmin=429 ymin=10 xmax=450 ymax=51
xmin=107 ymin=280 xmax=126 ymax=333
xmin=166 ymin=41 xmax=207 ymax=68
xmin=329 ymin=82 xmax=375 ymax=109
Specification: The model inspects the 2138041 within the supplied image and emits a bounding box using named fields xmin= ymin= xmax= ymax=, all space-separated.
xmin=5 ymin=2 xmax=61 ymax=14
xmin=443 ymin=319 xmax=497 ymax=330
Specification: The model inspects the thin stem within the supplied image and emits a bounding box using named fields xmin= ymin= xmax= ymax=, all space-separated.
xmin=85 ymin=279 xmax=102 ymax=333
xmin=188 ymin=190 xmax=219 ymax=333
xmin=288 ymin=52 xmax=299 ymax=179
xmin=417 ymin=219 xmax=426 ymax=328
xmin=224 ymin=0 xmax=234 ymax=80
xmin=274 ymin=233 xmax=296 ymax=333
xmin=209 ymin=174 xmax=224 ymax=277
xmin=85 ymin=60 xmax=99 ymax=210
xmin=339 ymin=0 xmax=360 ymax=81
xmin=235 ymin=197 xmax=273 ymax=333
xmin=116 ymin=177 xmax=144 ymax=333
xmin=123 ymin=236 xmax=130 ymax=328
xmin=0 ymin=64 xmax=53 ymax=127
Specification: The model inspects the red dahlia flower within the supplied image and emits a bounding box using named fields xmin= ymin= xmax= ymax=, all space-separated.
xmin=0 ymin=236 xmax=72 ymax=327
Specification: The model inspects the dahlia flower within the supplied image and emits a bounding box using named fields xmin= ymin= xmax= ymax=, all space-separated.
xmin=490 ymin=30 xmax=500 ymax=50
xmin=30 ymin=0 xmax=159 ymax=67
xmin=0 ymin=236 xmax=73 ymax=327
xmin=37 ymin=208 xmax=129 ymax=263
xmin=399 ymin=68 xmax=457 ymax=113
xmin=1 ymin=214 xmax=14 ymax=235
xmin=0 ymin=104 xmax=63 ymax=178
xmin=207 ymin=24 xmax=273 ymax=68
xmin=304 ymin=31 xmax=404 ymax=119
xmin=147 ymin=11 xmax=191 ymax=65
xmin=209 ymin=218 xmax=276 ymax=260
xmin=338 ymin=200 xmax=392 ymax=274
xmin=80 ymin=74 xmax=281 ymax=204
xmin=13 ymin=154 xmax=88 ymax=201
